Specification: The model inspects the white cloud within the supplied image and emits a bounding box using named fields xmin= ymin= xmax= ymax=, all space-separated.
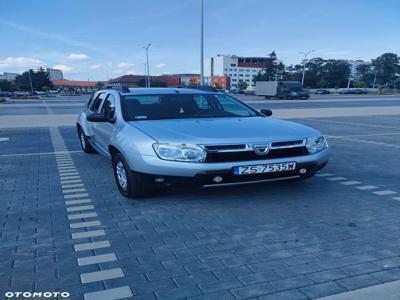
xmin=53 ymin=64 xmax=72 ymax=73
xmin=117 ymin=62 xmax=134 ymax=69
xmin=0 ymin=56 xmax=42 ymax=69
xmin=68 ymin=53 xmax=89 ymax=60
xmin=89 ymin=64 xmax=101 ymax=70
xmin=156 ymin=63 xmax=166 ymax=68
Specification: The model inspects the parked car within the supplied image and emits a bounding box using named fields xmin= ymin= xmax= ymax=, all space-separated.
xmin=244 ymin=90 xmax=256 ymax=96
xmin=315 ymin=89 xmax=330 ymax=94
xmin=338 ymin=89 xmax=353 ymax=94
xmin=77 ymin=87 xmax=329 ymax=198
xmin=352 ymin=89 xmax=368 ymax=94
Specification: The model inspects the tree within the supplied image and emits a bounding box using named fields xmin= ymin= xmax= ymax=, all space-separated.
xmin=238 ymin=81 xmax=248 ymax=90
xmin=372 ymin=53 xmax=399 ymax=85
xmin=95 ymin=81 xmax=104 ymax=90
xmin=0 ymin=80 xmax=15 ymax=91
xmin=253 ymin=51 xmax=280 ymax=81
xmin=149 ymin=80 xmax=167 ymax=87
xmin=15 ymin=69 xmax=53 ymax=91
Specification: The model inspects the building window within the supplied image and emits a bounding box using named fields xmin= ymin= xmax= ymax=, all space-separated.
xmin=246 ymin=69 xmax=250 ymax=72
xmin=231 ymin=78 xmax=237 ymax=82
xmin=239 ymin=74 xmax=243 ymax=77
xmin=233 ymin=69 xmax=237 ymax=71
xmin=245 ymin=74 xmax=250 ymax=77
xmin=230 ymin=64 xmax=236 ymax=67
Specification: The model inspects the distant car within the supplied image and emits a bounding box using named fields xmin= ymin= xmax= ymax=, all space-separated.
xmin=315 ymin=89 xmax=330 ymax=94
xmin=244 ymin=90 xmax=256 ymax=96
xmin=352 ymin=89 xmax=368 ymax=94
xmin=230 ymin=88 xmax=240 ymax=94
xmin=338 ymin=89 xmax=352 ymax=94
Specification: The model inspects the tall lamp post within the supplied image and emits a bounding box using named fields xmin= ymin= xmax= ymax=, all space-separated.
xmin=143 ymin=63 xmax=148 ymax=88
xmin=143 ymin=43 xmax=151 ymax=88
xmin=28 ymin=69 xmax=34 ymax=93
xmin=299 ymin=50 xmax=315 ymax=86
xmin=200 ymin=0 xmax=204 ymax=86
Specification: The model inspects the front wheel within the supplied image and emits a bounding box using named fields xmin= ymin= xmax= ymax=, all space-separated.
xmin=112 ymin=152 xmax=153 ymax=198
xmin=78 ymin=127 xmax=96 ymax=154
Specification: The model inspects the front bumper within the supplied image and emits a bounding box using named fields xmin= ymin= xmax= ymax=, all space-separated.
xmin=127 ymin=148 xmax=330 ymax=187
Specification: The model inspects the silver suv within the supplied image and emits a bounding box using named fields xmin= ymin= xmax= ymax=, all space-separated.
xmin=77 ymin=87 xmax=329 ymax=198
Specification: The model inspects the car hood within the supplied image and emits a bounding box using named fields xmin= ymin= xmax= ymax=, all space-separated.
xmin=129 ymin=117 xmax=320 ymax=144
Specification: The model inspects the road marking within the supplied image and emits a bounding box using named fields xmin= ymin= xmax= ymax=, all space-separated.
xmin=60 ymin=175 xmax=81 ymax=181
xmin=328 ymin=132 xmax=400 ymax=138
xmin=74 ymin=241 xmax=111 ymax=252
xmin=65 ymin=199 xmax=92 ymax=205
xmin=393 ymin=197 xmax=400 ymax=201
xmin=80 ymin=268 xmax=124 ymax=284
xmin=328 ymin=136 xmax=400 ymax=149
xmin=68 ymin=212 xmax=98 ymax=220
xmin=373 ymin=190 xmax=397 ymax=196
xmin=78 ymin=253 xmax=117 ymax=266
xmin=0 ymin=137 xmax=10 ymax=142
xmin=303 ymin=118 xmax=400 ymax=130
xmin=58 ymin=167 xmax=77 ymax=171
xmin=341 ymin=181 xmax=361 ymax=185
xmin=63 ymin=188 xmax=86 ymax=194
xmin=64 ymin=193 xmax=89 ymax=199
xmin=315 ymin=173 xmax=333 ymax=177
xmin=83 ymin=286 xmax=133 ymax=300
xmin=66 ymin=205 xmax=95 ymax=212
xmin=72 ymin=230 xmax=106 ymax=239
xmin=61 ymin=179 xmax=82 ymax=184
xmin=70 ymin=220 xmax=101 ymax=229
xmin=356 ymin=185 xmax=378 ymax=190
xmin=327 ymin=177 xmax=347 ymax=181
xmin=59 ymin=172 xmax=80 ymax=176
xmin=0 ymin=150 xmax=82 ymax=157
xmin=61 ymin=183 xmax=84 ymax=189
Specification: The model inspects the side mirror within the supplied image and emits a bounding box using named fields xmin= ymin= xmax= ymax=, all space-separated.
xmin=87 ymin=113 xmax=108 ymax=122
xmin=260 ymin=109 xmax=273 ymax=117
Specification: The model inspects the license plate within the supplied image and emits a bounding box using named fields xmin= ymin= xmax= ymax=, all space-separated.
xmin=233 ymin=162 xmax=296 ymax=175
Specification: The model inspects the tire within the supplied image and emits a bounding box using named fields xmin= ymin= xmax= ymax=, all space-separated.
xmin=78 ymin=127 xmax=96 ymax=154
xmin=112 ymin=152 xmax=152 ymax=198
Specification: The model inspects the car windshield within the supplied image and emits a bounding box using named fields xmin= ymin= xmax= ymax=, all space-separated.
xmin=121 ymin=93 xmax=259 ymax=121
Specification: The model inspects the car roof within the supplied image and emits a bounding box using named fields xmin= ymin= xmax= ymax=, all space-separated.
xmin=125 ymin=88 xmax=219 ymax=95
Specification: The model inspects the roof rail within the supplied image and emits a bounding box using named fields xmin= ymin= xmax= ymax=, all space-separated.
xmin=100 ymin=85 xmax=130 ymax=93
xmin=175 ymin=85 xmax=218 ymax=92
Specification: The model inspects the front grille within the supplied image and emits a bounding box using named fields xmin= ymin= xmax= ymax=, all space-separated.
xmin=271 ymin=140 xmax=303 ymax=147
xmin=205 ymin=146 xmax=309 ymax=163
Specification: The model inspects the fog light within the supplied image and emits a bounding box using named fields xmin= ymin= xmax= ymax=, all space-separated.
xmin=299 ymin=168 xmax=307 ymax=174
xmin=155 ymin=177 xmax=165 ymax=183
xmin=213 ymin=176 xmax=223 ymax=183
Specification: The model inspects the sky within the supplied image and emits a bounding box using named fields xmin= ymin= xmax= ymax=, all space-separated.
xmin=0 ymin=0 xmax=399 ymax=81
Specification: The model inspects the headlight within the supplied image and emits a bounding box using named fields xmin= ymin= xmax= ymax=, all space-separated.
xmin=153 ymin=143 xmax=206 ymax=162
xmin=306 ymin=136 xmax=328 ymax=153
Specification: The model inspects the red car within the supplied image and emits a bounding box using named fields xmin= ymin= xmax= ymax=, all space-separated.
xmin=244 ymin=90 xmax=256 ymax=96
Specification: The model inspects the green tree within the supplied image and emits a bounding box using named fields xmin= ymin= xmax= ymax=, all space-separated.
xmin=149 ymin=80 xmax=167 ymax=87
xmin=15 ymin=69 xmax=53 ymax=91
xmin=372 ymin=53 xmax=399 ymax=85
xmin=238 ymin=81 xmax=248 ymax=90
xmin=95 ymin=81 xmax=104 ymax=90
xmin=0 ymin=80 xmax=15 ymax=91
xmin=253 ymin=51 xmax=280 ymax=81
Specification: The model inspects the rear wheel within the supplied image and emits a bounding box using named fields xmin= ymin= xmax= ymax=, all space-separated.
xmin=77 ymin=127 xmax=96 ymax=154
xmin=112 ymin=152 xmax=153 ymax=198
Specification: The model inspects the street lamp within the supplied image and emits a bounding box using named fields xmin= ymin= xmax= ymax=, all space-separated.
xmin=143 ymin=63 xmax=148 ymax=88
xmin=200 ymin=0 xmax=204 ymax=86
xmin=28 ymin=69 xmax=34 ymax=93
xmin=143 ymin=43 xmax=151 ymax=88
xmin=299 ymin=50 xmax=315 ymax=86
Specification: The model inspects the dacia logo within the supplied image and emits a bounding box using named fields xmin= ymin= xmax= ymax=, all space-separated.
xmin=252 ymin=144 xmax=270 ymax=155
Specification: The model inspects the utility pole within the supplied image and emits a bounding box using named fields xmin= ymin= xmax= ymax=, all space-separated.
xmin=28 ymin=69 xmax=34 ymax=93
xmin=143 ymin=44 xmax=151 ymax=88
xmin=200 ymin=0 xmax=204 ymax=86
xmin=299 ymin=50 xmax=315 ymax=86
xmin=143 ymin=63 xmax=148 ymax=88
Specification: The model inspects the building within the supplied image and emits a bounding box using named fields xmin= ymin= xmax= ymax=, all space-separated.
xmin=109 ymin=75 xmax=181 ymax=87
xmin=52 ymin=80 xmax=98 ymax=92
xmin=172 ymin=74 xmax=230 ymax=90
xmin=0 ymin=72 xmax=19 ymax=81
xmin=205 ymin=54 xmax=268 ymax=88
xmin=32 ymin=67 xmax=64 ymax=80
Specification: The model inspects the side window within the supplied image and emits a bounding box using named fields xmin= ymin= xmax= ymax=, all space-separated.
xmin=193 ymin=95 xmax=211 ymax=110
xmin=86 ymin=93 xmax=95 ymax=109
xmin=91 ymin=93 xmax=106 ymax=112
xmin=100 ymin=94 xmax=116 ymax=120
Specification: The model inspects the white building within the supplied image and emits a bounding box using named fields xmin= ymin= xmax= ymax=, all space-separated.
xmin=205 ymin=54 xmax=267 ymax=88
xmin=0 ymin=72 xmax=19 ymax=81
xmin=32 ymin=67 xmax=63 ymax=80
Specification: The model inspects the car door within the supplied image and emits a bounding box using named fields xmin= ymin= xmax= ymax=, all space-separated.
xmin=88 ymin=92 xmax=107 ymax=146
xmin=93 ymin=93 xmax=117 ymax=154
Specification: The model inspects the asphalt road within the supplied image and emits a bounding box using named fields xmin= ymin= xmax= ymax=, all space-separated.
xmin=0 ymin=94 xmax=400 ymax=300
